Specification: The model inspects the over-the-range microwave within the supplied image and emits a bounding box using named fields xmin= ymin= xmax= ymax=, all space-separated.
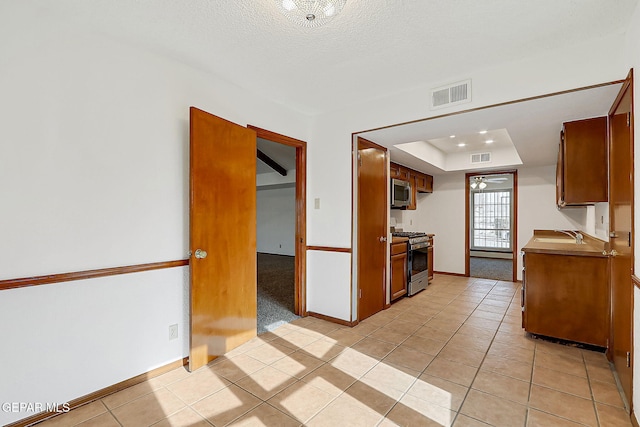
xmin=391 ymin=179 xmax=411 ymax=208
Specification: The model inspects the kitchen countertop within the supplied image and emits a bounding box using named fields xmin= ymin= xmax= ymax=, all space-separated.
xmin=522 ymin=230 xmax=608 ymax=257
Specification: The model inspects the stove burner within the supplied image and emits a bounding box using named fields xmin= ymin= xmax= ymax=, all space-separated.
xmin=392 ymin=231 xmax=427 ymax=238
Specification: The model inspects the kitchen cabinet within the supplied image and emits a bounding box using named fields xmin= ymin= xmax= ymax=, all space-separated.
xmin=390 ymin=162 xmax=433 ymax=211
xmin=390 ymin=163 xmax=410 ymax=181
xmin=522 ymin=232 xmax=609 ymax=347
xmin=390 ymin=239 xmax=408 ymax=301
xmin=413 ymin=172 xmax=433 ymax=193
xmin=556 ymin=116 xmax=608 ymax=207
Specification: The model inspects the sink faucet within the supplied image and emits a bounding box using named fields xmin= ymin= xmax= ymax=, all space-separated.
xmin=554 ymin=230 xmax=584 ymax=244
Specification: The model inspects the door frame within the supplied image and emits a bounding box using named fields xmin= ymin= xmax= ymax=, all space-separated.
xmin=248 ymin=125 xmax=307 ymax=316
xmin=465 ymin=170 xmax=518 ymax=282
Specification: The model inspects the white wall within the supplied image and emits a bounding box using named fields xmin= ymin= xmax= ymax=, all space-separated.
xmin=257 ymin=186 xmax=296 ymax=256
xmin=308 ymin=33 xmax=628 ymax=318
xmin=0 ymin=5 xmax=310 ymax=425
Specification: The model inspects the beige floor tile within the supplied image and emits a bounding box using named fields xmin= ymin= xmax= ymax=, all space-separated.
xmin=408 ymin=374 xmax=468 ymax=411
xmin=166 ymin=368 xmax=231 ymax=405
xmin=350 ymin=337 xmax=397 ymax=360
xmin=227 ymin=403 xmax=301 ymax=426
xmin=271 ymin=351 xmax=325 ymax=379
xmin=595 ymin=403 xmax=633 ymax=426
xmin=344 ymin=379 xmax=402 ymax=415
xmin=209 ymin=353 xmax=267 ymax=382
xmin=425 ymin=356 xmax=478 ymax=387
xmin=369 ymin=327 xmax=412 ymax=345
xmin=452 ymin=414 xmax=492 ymax=426
xmin=102 ymin=381 xmax=162 ymax=409
xmin=447 ymin=334 xmax=492 ymax=354
xmin=469 ymin=309 xmax=504 ymax=322
xmin=382 ymin=344 xmax=434 ymax=372
xmin=471 ymin=370 xmax=530 ymax=405
xmin=75 ymin=412 xmax=121 ymax=427
xmin=455 ymin=324 xmax=496 ymax=340
xmin=528 ymin=385 xmax=597 ymax=426
xmin=481 ymin=354 xmax=533 ymax=382
xmin=590 ymin=379 xmax=625 ymax=408
xmin=329 ymin=347 xmax=380 ymax=377
xmin=487 ymin=341 xmax=534 ymax=363
xmin=153 ymin=366 xmax=192 ymax=386
xmin=300 ymin=339 xmax=345 ymax=361
xmin=235 ymin=366 xmax=297 ymax=400
xmin=493 ymin=331 xmax=536 ymax=350
xmin=362 ymin=362 xmax=419 ymax=394
xmin=192 ymin=384 xmax=262 ymax=426
xmin=586 ymin=362 xmax=616 ymax=384
xmin=438 ymin=343 xmax=486 ymax=368
xmin=267 ymin=380 xmax=335 ymax=423
xmin=38 ymin=401 xmax=108 ymax=427
xmin=582 ymin=349 xmax=610 ymax=366
xmin=463 ymin=316 xmax=501 ymax=331
xmin=532 ymin=365 xmax=590 ymax=399
xmin=386 ymin=394 xmax=457 ymax=427
xmin=111 ymin=388 xmax=186 ymax=427
xmin=348 ymin=321 xmax=381 ymax=336
xmin=402 ymin=335 xmax=447 ymax=356
xmin=322 ymin=328 xmax=365 ymax=347
xmin=151 ymin=407 xmax=211 ymax=427
xmin=534 ymin=351 xmax=587 ymax=378
xmin=306 ymin=393 xmax=384 ymax=427
xmin=271 ymin=331 xmax=321 ymax=350
xmin=383 ymin=319 xmax=423 ymax=335
xmin=460 ymin=389 xmax=527 ymax=427
xmin=534 ymin=340 xmax=584 ymax=360
xmin=526 ymin=409 xmax=584 ymax=427
xmin=244 ymin=341 xmax=296 ymax=365
xmin=300 ymin=363 xmax=358 ymax=396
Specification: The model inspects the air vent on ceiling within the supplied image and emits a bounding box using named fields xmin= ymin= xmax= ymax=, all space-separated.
xmin=471 ymin=152 xmax=491 ymax=164
xmin=430 ymin=79 xmax=472 ymax=109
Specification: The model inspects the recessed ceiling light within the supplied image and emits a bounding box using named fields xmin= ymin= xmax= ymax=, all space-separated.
xmin=450 ymin=135 xmax=455 ymax=138
xmin=485 ymin=139 xmax=494 ymax=144
xmin=457 ymin=143 xmax=466 ymax=147
xmin=479 ymin=130 xmax=488 ymax=135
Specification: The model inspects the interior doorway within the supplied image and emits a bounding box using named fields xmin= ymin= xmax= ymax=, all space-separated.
xmin=249 ymin=126 xmax=307 ymax=334
xmin=465 ymin=171 xmax=518 ymax=282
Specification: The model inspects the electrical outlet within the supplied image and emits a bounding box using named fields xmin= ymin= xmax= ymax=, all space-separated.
xmin=314 ymin=198 xmax=320 ymax=209
xmin=169 ymin=324 xmax=178 ymax=341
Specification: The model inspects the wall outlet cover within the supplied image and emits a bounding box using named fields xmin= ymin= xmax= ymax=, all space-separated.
xmin=169 ymin=324 xmax=178 ymax=340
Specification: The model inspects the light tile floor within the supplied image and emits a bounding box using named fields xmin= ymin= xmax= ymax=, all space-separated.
xmin=38 ymin=275 xmax=632 ymax=427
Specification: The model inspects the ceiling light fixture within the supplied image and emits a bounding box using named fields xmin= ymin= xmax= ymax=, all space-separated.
xmin=275 ymin=0 xmax=346 ymax=27
xmin=479 ymin=130 xmax=488 ymax=134
xmin=457 ymin=143 xmax=466 ymax=147
xmin=450 ymin=135 xmax=456 ymax=138
xmin=485 ymin=139 xmax=494 ymax=144
xmin=471 ymin=176 xmax=488 ymax=190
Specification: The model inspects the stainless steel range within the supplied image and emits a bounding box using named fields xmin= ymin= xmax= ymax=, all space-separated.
xmin=392 ymin=232 xmax=431 ymax=296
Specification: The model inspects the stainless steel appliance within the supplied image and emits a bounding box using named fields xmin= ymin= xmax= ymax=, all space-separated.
xmin=391 ymin=179 xmax=411 ymax=208
xmin=392 ymin=231 xmax=430 ymax=296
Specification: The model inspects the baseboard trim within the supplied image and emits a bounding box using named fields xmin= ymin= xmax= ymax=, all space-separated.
xmin=631 ymin=410 xmax=639 ymax=427
xmin=6 ymin=357 xmax=188 ymax=427
xmin=306 ymin=246 xmax=351 ymax=253
xmin=434 ymin=271 xmax=467 ymax=277
xmin=308 ymin=311 xmax=357 ymax=327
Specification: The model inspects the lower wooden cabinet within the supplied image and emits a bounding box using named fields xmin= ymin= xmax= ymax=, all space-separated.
xmin=522 ymin=251 xmax=608 ymax=347
xmin=427 ymin=245 xmax=433 ymax=281
xmin=390 ymin=241 xmax=408 ymax=301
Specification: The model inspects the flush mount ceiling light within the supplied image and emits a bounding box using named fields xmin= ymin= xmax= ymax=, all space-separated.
xmin=276 ymin=0 xmax=347 ymax=27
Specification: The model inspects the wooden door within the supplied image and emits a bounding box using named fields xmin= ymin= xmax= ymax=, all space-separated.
xmin=189 ymin=107 xmax=257 ymax=372
xmin=608 ymin=73 xmax=634 ymax=403
xmin=357 ymin=138 xmax=387 ymax=320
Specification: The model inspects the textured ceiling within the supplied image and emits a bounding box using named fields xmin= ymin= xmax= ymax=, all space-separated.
xmin=32 ymin=0 xmax=638 ymax=115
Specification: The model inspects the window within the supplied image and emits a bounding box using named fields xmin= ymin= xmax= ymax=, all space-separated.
xmin=472 ymin=190 xmax=512 ymax=250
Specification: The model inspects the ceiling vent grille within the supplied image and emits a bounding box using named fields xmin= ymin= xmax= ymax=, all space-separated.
xmin=471 ymin=152 xmax=491 ymax=164
xmin=430 ymin=79 xmax=471 ymax=109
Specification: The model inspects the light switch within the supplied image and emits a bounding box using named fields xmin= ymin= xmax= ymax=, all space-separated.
xmin=314 ymin=198 xmax=320 ymax=209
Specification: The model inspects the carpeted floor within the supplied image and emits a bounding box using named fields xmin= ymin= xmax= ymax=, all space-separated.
xmin=470 ymin=256 xmax=513 ymax=281
xmin=257 ymin=253 xmax=300 ymax=334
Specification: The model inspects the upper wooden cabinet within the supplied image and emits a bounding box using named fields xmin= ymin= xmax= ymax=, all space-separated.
xmin=556 ymin=117 xmax=608 ymax=207
xmin=390 ymin=163 xmax=411 ymax=181
xmin=412 ymin=172 xmax=433 ymax=193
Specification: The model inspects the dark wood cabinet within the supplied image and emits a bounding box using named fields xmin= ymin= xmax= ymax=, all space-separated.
xmin=390 ymin=162 xmax=433 ymax=211
xmin=390 ymin=163 xmax=410 ymax=181
xmin=427 ymin=240 xmax=434 ymax=281
xmin=413 ymin=172 xmax=433 ymax=193
xmin=557 ymin=117 xmax=608 ymax=207
xmin=390 ymin=240 xmax=408 ymax=301
xmin=522 ymin=251 xmax=609 ymax=347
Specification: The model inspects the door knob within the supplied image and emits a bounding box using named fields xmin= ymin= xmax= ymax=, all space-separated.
xmin=379 ymin=236 xmax=387 ymax=242
xmin=194 ymin=249 xmax=208 ymax=259
xmin=610 ymin=249 xmax=618 ymax=257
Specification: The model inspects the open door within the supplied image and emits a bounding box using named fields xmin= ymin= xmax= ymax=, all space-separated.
xmin=608 ymin=71 xmax=634 ymax=406
xmin=189 ymin=107 xmax=257 ymax=372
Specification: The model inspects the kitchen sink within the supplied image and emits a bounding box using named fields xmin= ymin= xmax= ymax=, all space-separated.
xmin=533 ymin=237 xmax=586 ymax=244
